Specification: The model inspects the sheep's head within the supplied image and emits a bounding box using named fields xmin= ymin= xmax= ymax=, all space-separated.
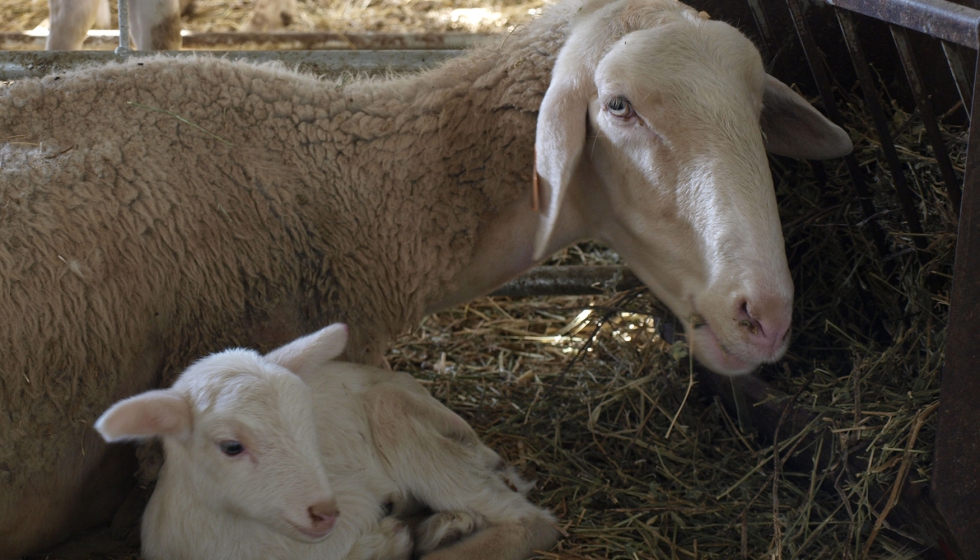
xmin=534 ymin=0 xmax=852 ymax=375
xmin=95 ymin=324 xmax=351 ymax=543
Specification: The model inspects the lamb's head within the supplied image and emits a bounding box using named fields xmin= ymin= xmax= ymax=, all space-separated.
xmin=534 ymin=0 xmax=852 ymax=375
xmin=95 ymin=324 xmax=351 ymax=543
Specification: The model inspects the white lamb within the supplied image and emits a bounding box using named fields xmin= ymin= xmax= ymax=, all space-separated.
xmin=95 ymin=324 xmax=560 ymax=560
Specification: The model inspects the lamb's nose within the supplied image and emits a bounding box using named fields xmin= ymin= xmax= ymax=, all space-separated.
xmin=307 ymin=499 xmax=338 ymax=537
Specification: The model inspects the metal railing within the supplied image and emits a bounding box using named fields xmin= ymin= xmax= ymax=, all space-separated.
xmin=711 ymin=0 xmax=980 ymax=555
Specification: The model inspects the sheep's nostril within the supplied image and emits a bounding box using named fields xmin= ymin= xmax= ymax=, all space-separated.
xmin=738 ymin=318 xmax=761 ymax=336
xmin=735 ymin=300 xmax=763 ymax=336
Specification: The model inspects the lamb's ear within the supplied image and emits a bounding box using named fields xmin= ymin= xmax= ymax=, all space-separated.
xmin=265 ymin=323 xmax=349 ymax=378
xmin=533 ymin=69 xmax=590 ymax=261
xmin=95 ymin=390 xmax=191 ymax=442
xmin=761 ymin=75 xmax=853 ymax=160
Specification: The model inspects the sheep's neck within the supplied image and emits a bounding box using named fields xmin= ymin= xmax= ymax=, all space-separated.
xmin=321 ymin=13 xmax=580 ymax=317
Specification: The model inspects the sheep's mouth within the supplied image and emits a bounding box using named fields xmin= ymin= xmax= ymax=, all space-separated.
xmin=684 ymin=310 xmax=757 ymax=375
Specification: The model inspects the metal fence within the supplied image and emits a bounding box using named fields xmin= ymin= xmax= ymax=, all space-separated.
xmin=778 ymin=0 xmax=979 ymax=555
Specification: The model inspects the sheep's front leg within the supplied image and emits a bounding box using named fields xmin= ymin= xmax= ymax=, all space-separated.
xmin=346 ymin=517 xmax=413 ymax=560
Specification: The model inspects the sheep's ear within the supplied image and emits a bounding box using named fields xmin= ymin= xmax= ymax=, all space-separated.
xmin=265 ymin=323 xmax=349 ymax=378
xmin=95 ymin=390 xmax=191 ymax=442
xmin=533 ymin=70 xmax=590 ymax=261
xmin=761 ymin=75 xmax=853 ymax=160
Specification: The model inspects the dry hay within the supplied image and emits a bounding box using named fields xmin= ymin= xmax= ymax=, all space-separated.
xmin=0 ymin=0 xmax=549 ymax=35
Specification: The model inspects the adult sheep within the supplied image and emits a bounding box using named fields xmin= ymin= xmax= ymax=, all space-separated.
xmin=0 ymin=0 xmax=851 ymax=555
xmin=96 ymin=323 xmax=559 ymax=560
xmin=47 ymin=0 xmax=294 ymax=50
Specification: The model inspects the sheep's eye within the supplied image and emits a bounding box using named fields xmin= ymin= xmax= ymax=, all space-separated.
xmin=219 ymin=440 xmax=245 ymax=456
xmin=607 ymin=96 xmax=634 ymax=118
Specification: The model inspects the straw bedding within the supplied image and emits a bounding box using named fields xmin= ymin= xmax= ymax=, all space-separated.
xmin=3 ymin=1 xmax=956 ymax=558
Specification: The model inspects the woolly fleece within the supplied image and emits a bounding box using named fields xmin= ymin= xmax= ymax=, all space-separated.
xmin=0 ymin=0 xmax=579 ymax=552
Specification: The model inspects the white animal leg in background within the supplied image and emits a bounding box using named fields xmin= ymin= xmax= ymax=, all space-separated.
xmin=46 ymin=0 xmax=103 ymax=50
xmin=129 ymin=0 xmax=182 ymax=50
xmin=94 ymin=0 xmax=112 ymax=29
xmin=246 ymin=0 xmax=297 ymax=31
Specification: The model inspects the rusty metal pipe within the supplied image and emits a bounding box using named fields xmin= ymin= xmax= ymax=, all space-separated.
xmin=0 ymin=31 xmax=489 ymax=52
xmin=784 ymin=0 xmax=890 ymax=258
xmin=745 ymin=0 xmax=774 ymax=58
xmin=825 ymin=0 xmax=980 ymax=49
xmin=836 ymin=10 xmax=929 ymax=253
xmin=891 ymin=25 xmax=963 ymax=216
xmin=941 ymin=40 xmax=973 ymax=123
xmin=932 ymin=37 xmax=980 ymax=560
xmin=0 ymin=49 xmax=459 ymax=80
xmin=117 ymin=0 xmax=130 ymax=55
xmin=489 ymin=266 xmax=643 ymax=298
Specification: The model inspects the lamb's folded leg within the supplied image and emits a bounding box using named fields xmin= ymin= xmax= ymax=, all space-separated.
xmin=419 ymin=516 xmax=560 ymax=560
xmin=366 ymin=385 xmax=560 ymax=559
xmin=413 ymin=510 xmax=486 ymax=555
xmin=345 ymin=517 xmax=413 ymax=560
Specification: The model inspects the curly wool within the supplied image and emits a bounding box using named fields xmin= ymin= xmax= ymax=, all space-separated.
xmin=0 ymin=1 xmax=581 ymax=552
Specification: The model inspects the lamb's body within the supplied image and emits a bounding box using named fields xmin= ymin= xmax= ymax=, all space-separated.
xmin=97 ymin=324 xmax=558 ymax=560
xmin=0 ymin=0 xmax=852 ymax=554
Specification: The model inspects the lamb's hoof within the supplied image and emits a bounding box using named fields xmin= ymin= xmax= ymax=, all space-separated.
xmin=414 ymin=511 xmax=485 ymax=555
xmin=376 ymin=517 xmax=413 ymax=560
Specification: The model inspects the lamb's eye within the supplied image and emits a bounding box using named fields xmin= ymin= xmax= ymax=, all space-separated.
xmin=219 ymin=440 xmax=245 ymax=456
xmin=607 ymin=96 xmax=634 ymax=118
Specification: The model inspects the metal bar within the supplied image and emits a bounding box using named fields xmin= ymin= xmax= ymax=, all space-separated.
xmin=932 ymin=38 xmax=980 ymax=560
xmin=891 ymin=25 xmax=963 ymax=216
xmin=489 ymin=266 xmax=642 ymax=298
xmin=0 ymin=50 xmax=460 ymax=81
xmin=837 ymin=11 xmax=929 ymax=254
xmin=941 ymin=40 xmax=973 ymax=123
xmin=745 ymin=0 xmax=774 ymax=58
xmin=825 ymin=0 xmax=980 ymax=49
xmin=117 ymin=0 xmax=130 ymax=55
xmin=784 ymin=0 xmax=891 ymax=258
xmin=0 ymin=31 xmax=488 ymax=52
